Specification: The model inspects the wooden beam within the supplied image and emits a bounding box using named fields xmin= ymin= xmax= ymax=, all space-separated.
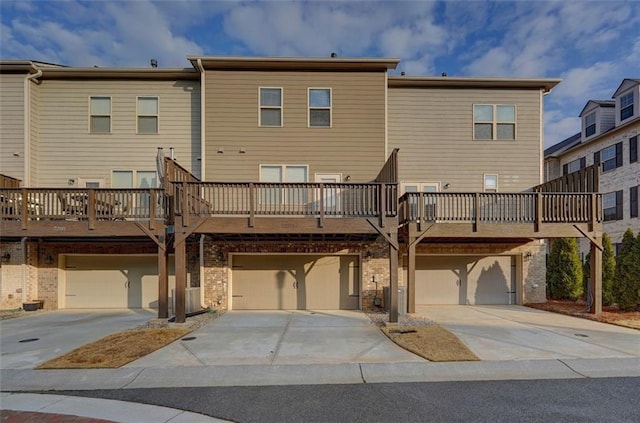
xmin=135 ymin=222 xmax=166 ymax=251
xmin=366 ymin=219 xmax=399 ymax=250
xmin=158 ymin=245 xmax=169 ymax=319
xmin=174 ymin=239 xmax=186 ymax=323
xmin=389 ymin=230 xmax=399 ymax=323
xmin=408 ymin=224 xmax=434 ymax=248
xmin=588 ymin=238 xmax=603 ymax=315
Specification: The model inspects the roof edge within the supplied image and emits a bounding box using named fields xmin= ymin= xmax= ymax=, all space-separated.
xmin=188 ymin=56 xmax=400 ymax=71
xmin=388 ymin=76 xmax=562 ymax=92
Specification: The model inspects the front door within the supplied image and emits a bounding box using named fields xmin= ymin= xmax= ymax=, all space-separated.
xmin=401 ymin=182 xmax=439 ymax=221
xmin=315 ymin=174 xmax=342 ymax=215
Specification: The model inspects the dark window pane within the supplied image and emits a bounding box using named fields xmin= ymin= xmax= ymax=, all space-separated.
xmin=497 ymin=123 xmax=515 ymax=140
xmin=585 ymin=124 xmax=596 ymax=137
xmin=621 ymin=105 xmax=633 ymax=121
xmin=138 ymin=116 xmax=158 ymax=134
xmin=310 ymin=109 xmax=330 ymax=127
xmin=91 ymin=116 xmax=110 ymax=133
xmin=260 ymin=109 xmax=281 ymax=126
xmin=475 ymin=123 xmax=492 ymax=139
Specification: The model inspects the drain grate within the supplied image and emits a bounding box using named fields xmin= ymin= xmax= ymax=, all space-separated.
xmin=574 ymin=333 xmax=589 ymax=338
xmin=181 ymin=336 xmax=197 ymax=341
xmin=19 ymin=338 xmax=39 ymax=343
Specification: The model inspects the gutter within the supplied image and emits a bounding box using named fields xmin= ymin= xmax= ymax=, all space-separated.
xmin=23 ymin=67 xmax=42 ymax=187
xmin=195 ymin=59 xmax=205 ymax=180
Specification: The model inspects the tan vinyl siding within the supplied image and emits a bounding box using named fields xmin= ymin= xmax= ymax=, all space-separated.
xmin=204 ymin=71 xmax=386 ymax=182
xmin=389 ymin=88 xmax=543 ymax=192
xmin=36 ymin=80 xmax=200 ymax=187
xmin=0 ymin=73 xmax=26 ymax=181
xmin=30 ymin=81 xmax=39 ymax=185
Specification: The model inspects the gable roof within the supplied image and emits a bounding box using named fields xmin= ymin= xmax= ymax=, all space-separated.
xmin=579 ymin=99 xmax=615 ymax=117
xmin=544 ymin=132 xmax=581 ymax=158
xmin=612 ymin=78 xmax=640 ymax=97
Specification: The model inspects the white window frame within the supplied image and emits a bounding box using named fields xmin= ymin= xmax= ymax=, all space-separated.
xmin=601 ymin=144 xmax=617 ymax=173
xmin=77 ymin=178 xmax=105 ymax=188
xmin=111 ymin=170 xmax=158 ymax=188
xmin=584 ymin=112 xmax=596 ymax=137
xmin=473 ymin=104 xmax=516 ymax=140
xmin=89 ymin=96 xmax=111 ymax=134
xmin=484 ymin=174 xmax=499 ymax=192
xmin=137 ymin=96 xmax=159 ymax=134
xmin=259 ymin=164 xmax=309 ymax=206
xmin=602 ymin=191 xmax=618 ymax=222
xmin=308 ymin=88 xmax=332 ymax=128
xmin=620 ymin=91 xmax=634 ymax=122
xmin=258 ymin=87 xmax=283 ymax=127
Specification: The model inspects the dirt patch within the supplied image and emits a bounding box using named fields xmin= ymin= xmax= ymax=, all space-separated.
xmin=381 ymin=325 xmax=479 ymax=362
xmin=0 ymin=308 xmax=45 ymax=320
xmin=527 ymin=300 xmax=640 ymax=330
xmin=37 ymin=327 xmax=191 ymax=369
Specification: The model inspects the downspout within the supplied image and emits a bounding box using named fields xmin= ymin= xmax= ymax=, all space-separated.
xmin=195 ymin=59 xmax=206 ymax=180
xmin=199 ymin=234 xmax=206 ymax=309
xmin=21 ymin=237 xmax=28 ymax=303
xmin=24 ymin=67 xmax=42 ymax=187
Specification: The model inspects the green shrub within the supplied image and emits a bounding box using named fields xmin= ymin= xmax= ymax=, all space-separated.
xmin=614 ymin=229 xmax=640 ymax=311
xmin=547 ymin=237 xmax=583 ymax=301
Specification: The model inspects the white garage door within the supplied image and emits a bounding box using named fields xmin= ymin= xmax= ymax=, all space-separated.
xmin=65 ymin=255 xmax=175 ymax=309
xmin=414 ymin=256 xmax=516 ymax=305
xmin=231 ymin=255 xmax=359 ymax=310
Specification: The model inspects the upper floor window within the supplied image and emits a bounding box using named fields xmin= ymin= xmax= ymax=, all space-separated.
xmin=308 ymin=88 xmax=331 ymax=127
xmin=473 ymin=105 xmax=516 ymax=140
xmin=620 ymin=92 xmax=634 ymax=121
xmin=603 ymin=190 xmax=622 ymax=221
xmin=259 ymin=87 xmax=282 ymax=127
xmin=584 ymin=112 xmax=596 ymax=137
xmin=90 ymin=96 xmax=111 ymax=133
xmin=137 ymin=97 xmax=158 ymax=134
xmin=594 ymin=142 xmax=622 ymax=172
xmin=631 ymin=136 xmax=638 ymax=164
xmin=564 ymin=157 xmax=585 ymax=175
xmin=483 ymin=174 xmax=498 ymax=192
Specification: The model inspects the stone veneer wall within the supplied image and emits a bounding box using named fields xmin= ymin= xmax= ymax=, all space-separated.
xmin=405 ymin=240 xmax=547 ymax=304
xmin=200 ymin=236 xmax=392 ymax=312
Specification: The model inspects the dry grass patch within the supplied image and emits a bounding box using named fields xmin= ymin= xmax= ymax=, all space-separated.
xmin=382 ymin=325 xmax=479 ymax=362
xmin=527 ymin=300 xmax=640 ymax=331
xmin=37 ymin=327 xmax=190 ymax=369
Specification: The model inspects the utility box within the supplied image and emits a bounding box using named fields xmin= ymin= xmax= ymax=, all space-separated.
xmin=171 ymin=287 xmax=201 ymax=314
xmin=383 ymin=286 xmax=407 ymax=315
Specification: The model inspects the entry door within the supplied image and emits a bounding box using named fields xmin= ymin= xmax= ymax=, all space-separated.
xmin=315 ymin=174 xmax=342 ymax=215
xmin=402 ymin=182 xmax=439 ymax=221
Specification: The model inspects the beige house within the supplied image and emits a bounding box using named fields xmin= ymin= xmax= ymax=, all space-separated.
xmin=544 ymin=78 xmax=640 ymax=251
xmin=0 ymin=56 xmax=605 ymax=322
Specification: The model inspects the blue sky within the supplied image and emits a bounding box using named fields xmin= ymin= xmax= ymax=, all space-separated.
xmin=1 ymin=0 xmax=638 ymax=148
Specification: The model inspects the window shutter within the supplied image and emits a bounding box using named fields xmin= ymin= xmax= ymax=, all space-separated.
xmin=593 ymin=151 xmax=600 ymax=165
xmin=615 ymin=190 xmax=623 ymax=220
xmin=631 ymin=186 xmax=639 ymax=218
xmin=630 ymin=136 xmax=638 ymax=163
xmin=562 ymin=164 xmax=568 ymax=175
xmin=615 ymin=142 xmax=623 ymax=168
xmin=580 ymin=157 xmax=586 ymax=169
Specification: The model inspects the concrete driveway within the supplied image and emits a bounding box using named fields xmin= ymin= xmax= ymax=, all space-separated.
xmin=417 ymin=305 xmax=640 ymax=361
xmin=0 ymin=309 xmax=155 ymax=369
xmin=128 ymin=310 xmax=424 ymax=367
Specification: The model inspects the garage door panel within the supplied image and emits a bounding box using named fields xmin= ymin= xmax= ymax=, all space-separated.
xmin=232 ymin=255 xmax=359 ymax=310
xmin=414 ymin=256 xmax=515 ymax=305
xmin=65 ymin=256 xmax=175 ymax=309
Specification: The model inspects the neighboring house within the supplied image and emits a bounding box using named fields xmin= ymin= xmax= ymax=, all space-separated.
xmin=544 ymin=78 xmax=640 ymax=252
xmin=0 ymin=56 xmax=605 ymax=322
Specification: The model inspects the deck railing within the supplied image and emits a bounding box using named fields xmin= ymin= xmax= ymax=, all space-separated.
xmin=0 ymin=188 xmax=165 ymax=222
xmin=399 ymin=192 xmax=602 ymax=225
xmin=174 ymin=182 xmax=398 ymax=219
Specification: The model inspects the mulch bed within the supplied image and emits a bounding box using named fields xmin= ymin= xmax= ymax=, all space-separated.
xmin=527 ymin=300 xmax=640 ymax=330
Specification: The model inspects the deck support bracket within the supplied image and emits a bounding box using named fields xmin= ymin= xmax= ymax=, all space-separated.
xmin=366 ymin=219 xmax=398 ymax=250
xmin=409 ymin=224 xmax=434 ymax=248
xmin=135 ymin=222 xmax=166 ymax=251
xmin=573 ymin=224 xmax=603 ymax=251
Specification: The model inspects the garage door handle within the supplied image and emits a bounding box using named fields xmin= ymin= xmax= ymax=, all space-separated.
xmin=293 ymin=281 xmax=298 ymax=289
xmin=124 ymin=281 xmax=130 ymax=288
xmin=456 ymin=279 xmax=461 ymax=287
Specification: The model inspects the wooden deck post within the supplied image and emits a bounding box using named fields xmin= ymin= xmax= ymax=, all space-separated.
xmin=174 ymin=239 xmax=187 ymax=323
xmin=248 ymin=183 xmax=255 ymax=228
xmin=389 ymin=229 xmax=399 ymax=323
xmin=407 ymin=233 xmax=416 ymax=314
xmin=88 ymin=190 xmax=96 ymax=230
xmin=157 ymin=244 xmax=169 ymax=319
xmin=588 ymin=237 xmax=603 ymax=314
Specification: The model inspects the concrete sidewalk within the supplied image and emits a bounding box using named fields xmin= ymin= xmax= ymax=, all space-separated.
xmin=2 ymin=357 xmax=640 ymax=392
xmin=0 ymin=392 xmax=229 ymax=422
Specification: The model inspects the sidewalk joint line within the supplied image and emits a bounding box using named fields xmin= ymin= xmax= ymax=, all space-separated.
xmin=557 ymin=359 xmax=589 ymax=378
xmin=270 ymin=312 xmax=293 ymax=364
xmin=121 ymin=368 xmax=145 ymax=389
xmin=359 ymin=363 xmax=367 ymax=383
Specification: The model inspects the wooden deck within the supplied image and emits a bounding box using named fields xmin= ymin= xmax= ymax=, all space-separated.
xmin=0 ymin=188 xmax=166 ymax=237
